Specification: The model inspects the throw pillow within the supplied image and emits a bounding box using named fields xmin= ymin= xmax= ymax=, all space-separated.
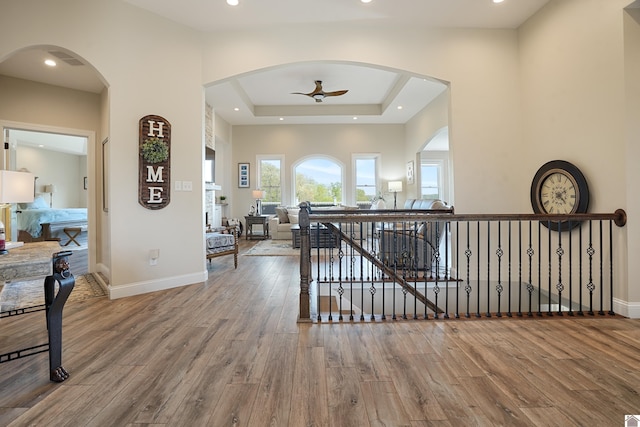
xmin=275 ymin=207 xmax=289 ymax=223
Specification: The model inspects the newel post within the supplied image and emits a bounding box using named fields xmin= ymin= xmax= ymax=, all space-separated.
xmin=298 ymin=202 xmax=312 ymax=322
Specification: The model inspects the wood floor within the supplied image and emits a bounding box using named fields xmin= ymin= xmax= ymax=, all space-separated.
xmin=1 ymin=239 xmax=639 ymax=426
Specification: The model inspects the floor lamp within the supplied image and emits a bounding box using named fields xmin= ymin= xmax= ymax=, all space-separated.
xmin=0 ymin=170 xmax=35 ymax=254
xmin=252 ymin=189 xmax=266 ymax=215
xmin=388 ymin=180 xmax=403 ymax=210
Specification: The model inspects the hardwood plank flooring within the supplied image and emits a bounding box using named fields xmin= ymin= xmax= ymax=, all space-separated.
xmin=1 ymin=239 xmax=640 ymax=426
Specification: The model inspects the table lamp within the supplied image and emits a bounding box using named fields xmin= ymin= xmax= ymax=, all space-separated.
xmin=45 ymin=183 xmax=56 ymax=208
xmin=0 ymin=170 xmax=35 ymax=254
xmin=252 ymin=189 xmax=266 ymax=215
xmin=388 ymin=180 xmax=403 ymax=209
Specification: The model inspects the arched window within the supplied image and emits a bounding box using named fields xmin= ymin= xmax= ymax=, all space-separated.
xmin=293 ymin=156 xmax=343 ymax=207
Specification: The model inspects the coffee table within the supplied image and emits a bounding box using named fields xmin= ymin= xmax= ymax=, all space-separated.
xmin=290 ymin=224 xmax=338 ymax=249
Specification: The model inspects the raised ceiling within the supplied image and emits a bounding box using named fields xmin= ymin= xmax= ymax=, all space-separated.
xmin=0 ymin=0 xmax=550 ymax=126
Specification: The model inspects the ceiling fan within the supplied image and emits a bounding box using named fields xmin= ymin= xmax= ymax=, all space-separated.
xmin=292 ymin=80 xmax=348 ymax=102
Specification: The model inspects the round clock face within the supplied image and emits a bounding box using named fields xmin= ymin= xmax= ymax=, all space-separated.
xmin=538 ymin=170 xmax=579 ymax=214
xmin=531 ymin=160 xmax=589 ymax=231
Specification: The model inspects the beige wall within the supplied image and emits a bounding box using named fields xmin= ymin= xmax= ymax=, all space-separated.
xmin=229 ymin=123 xmax=404 ymax=217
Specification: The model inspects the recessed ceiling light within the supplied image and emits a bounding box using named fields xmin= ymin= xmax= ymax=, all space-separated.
xmin=233 ymin=107 xmax=239 ymax=111
xmin=44 ymin=59 xmax=56 ymax=67
xmin=397 ymin=105 xmax=403 ymax=110
xmin=279 ymin=117 xmax=284 ymax=121
xmin=361 ymin=0 xmax=372 ymax=3
xmin=227 ymin=0 xmax=239 ymax=5
xmin=493 ymin=0 xmax=505 ymax=3
xmin=353 ymin=117 xmax=358 ymax=120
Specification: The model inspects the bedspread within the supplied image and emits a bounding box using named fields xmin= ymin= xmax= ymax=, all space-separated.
xmin=18 ymin=208 xmax=88 ymax=238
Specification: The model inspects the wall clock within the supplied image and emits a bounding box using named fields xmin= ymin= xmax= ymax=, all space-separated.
xmin=530 ymin=160 xmax=589 ymax=231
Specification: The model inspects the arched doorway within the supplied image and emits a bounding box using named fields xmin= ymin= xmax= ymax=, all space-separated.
xmin=0 ymin=45 xmax=107 ymax=277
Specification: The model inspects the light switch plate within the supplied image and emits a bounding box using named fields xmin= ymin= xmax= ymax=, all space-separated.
xmin=174 ymin=181 xmax=182 ymax=191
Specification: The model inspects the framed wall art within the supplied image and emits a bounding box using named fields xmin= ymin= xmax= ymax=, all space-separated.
xmin=406 ymin=160 xmax=414 ymax=185
xmin=238 ymin=162 xmax=250 ymax=188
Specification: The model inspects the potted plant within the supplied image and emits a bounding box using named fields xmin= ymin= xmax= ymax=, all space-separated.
xmin=219 ymin=195 xmax=227 ymax=203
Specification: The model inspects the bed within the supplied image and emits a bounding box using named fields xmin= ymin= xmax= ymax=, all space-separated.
xmin=16 ymin=196 xmax=88 ymax=242
xmin=206 ymin=226 xmax=239 ymax=268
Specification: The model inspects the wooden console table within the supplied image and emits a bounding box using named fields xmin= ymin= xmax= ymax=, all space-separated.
xmin=0 ymin=241 xmax=61 ymax=282
xmin=245 ymin=215 xmax=270 ymax=240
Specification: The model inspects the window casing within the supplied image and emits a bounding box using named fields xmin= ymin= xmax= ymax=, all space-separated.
xmin=353 ymin=154 xmax=380 ymax=208
xmin=420 ymin=160 xmax=443 ymax=200
xmin=257 ymin=155 xmax=283 ymax=213
xmin=293 ymin=156 xmax=343 ymax=206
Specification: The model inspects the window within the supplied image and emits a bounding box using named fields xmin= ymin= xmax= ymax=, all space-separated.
xmin=294 ymin=156 xmax=343 ymax=206
xmin=354 ymin=154 xmax=379 ymax=208
xmin=257 ymin=156 xmax=283 ymax=214
xmin=421 ymin=161 xmax=442 ymax=200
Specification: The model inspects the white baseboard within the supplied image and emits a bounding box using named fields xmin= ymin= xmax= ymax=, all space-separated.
xmin=108 ymin=271 xmax=207 ymax=299
xmin=613 ymin=298 xmax=640 ymax=319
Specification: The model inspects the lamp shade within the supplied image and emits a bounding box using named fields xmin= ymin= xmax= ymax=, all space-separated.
xmin=0 ymin=170 xmax=35 ymax=204
xmin=44 ymin=184 xmax=57 ymax=194
xmin=252 ymin=189 xmax=265 ymax=199
xmin=388 ymin=181 xmax=403 ymax=193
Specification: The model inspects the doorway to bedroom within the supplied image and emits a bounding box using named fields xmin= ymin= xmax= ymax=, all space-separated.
xmin=4 ymin=126 xmax=90 ymax=273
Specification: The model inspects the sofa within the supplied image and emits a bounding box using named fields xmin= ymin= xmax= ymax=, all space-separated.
xmin=269 ymin=206 xmax=301 ymax=240
xmin=378 ymin=199 xmax=451 ymax=273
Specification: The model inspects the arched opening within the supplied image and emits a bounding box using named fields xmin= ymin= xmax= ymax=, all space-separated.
xmin=0 ymin=45 xmax=108 ymax=278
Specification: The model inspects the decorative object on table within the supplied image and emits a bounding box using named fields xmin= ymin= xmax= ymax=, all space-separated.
xmin=252 ymin=189 xmax=266 ymax=215
xmin=0 ymin=170 xmax=35 ymax=254
xmin=248 ymin=205 xmax=255 ymax=216
xmin=370 ymin=192 xmax=386 ymax=210
xmin=238 ymin=162 xmax=249 ymax=188
xmin=219 ymin=195 xmax=227 ymax=203
xmin=388 ymin=180 xmax=403 ymax=209
xmin=406 ymin=160 xmax=414 ymax=185
xmin=138 ymin=115 xmax=171 ymax=210
xmin=530 ymin=160 xmax=589 ymax=232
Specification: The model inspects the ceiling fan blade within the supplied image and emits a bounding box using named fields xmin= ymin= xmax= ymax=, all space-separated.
xmin=324 ymin=90 xmax=349 ymax=97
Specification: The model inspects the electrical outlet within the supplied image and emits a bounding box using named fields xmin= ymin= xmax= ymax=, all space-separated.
xmin=149 ymin=249 xmax=159 ymax=266
xmin=183 ymin=181 xmax=192 ymax=191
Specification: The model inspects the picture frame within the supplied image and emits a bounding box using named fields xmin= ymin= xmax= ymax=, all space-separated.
xmin=238 ymin=162 xmax=250 ymax=188
xmin=406 ymin=160 xmax=414 ymax=185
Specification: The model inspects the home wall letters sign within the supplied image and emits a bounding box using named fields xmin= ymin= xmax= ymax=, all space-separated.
xmin=139 ymin=115 xmax=171 ymax=209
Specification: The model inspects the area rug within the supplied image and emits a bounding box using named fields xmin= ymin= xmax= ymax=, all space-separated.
xmin=245 ymin=240 xmax=300 ymax=256
xmin=0 ymin=273 xmax=107 ymax=312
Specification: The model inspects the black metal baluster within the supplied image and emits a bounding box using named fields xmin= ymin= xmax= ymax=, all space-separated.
xmin=507 ymin=221 xmax=512 ymax=317
xmin=476 ymin=221 xmax=481 ymax=318
xmin=568 ymin=223 xmax=574 ymax=316
xmin=433 ymin=221 xmax=441 ymax=319
xmin=556 ymin=226 xmax=564 ymax=316
xmin=455 ymin=221 xmax=460 ymax=319
xmin=486 ymin=221 xmax=491 ymax=318
xmin=547 ymin=223 xmax=552 ymax=316
xmin=578 ymin=224 xmax=584 ymax=316
xmin=598 ymin=220 xmax=604 ymax=316
xmin=608 ymin=220 xmax=615 ymax=315
xmin=465 ymin=221 xmax=472 ymax=318
xmin=587 ymin=220 xmax=595 ymax=315
xmin=526 ymin=222 xmax=534 ymax=317
xmin=496 ymin=221 xmax=503 ymax=317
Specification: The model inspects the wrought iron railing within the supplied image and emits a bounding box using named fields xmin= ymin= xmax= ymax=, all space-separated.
xmin=297 ymin=203 xmax=626 ymax=322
